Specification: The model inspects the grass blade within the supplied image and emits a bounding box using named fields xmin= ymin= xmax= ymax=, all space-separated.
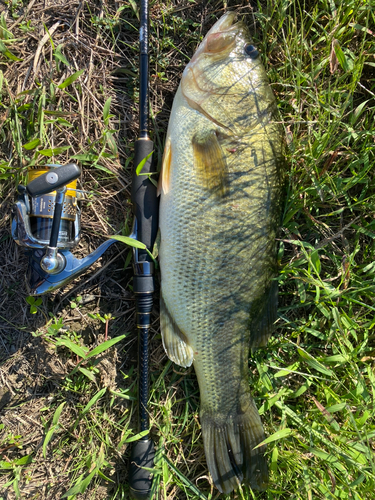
xmin=81 ymin=388 xmax=106 ymax=415
xmin=254 ymin=428 xmax=295 ymax=449
xmin=56 ymin=338 xmax=88 ymax=359
xmin=85 ymin=334 xmax=126 ymax=359
xmin=61 ymin=469 xmax=97 ymax=498
xmin=58 ymin=69 xmax=84 ymax=89
xmin=43 ymin=402 xmax=65 ymax=458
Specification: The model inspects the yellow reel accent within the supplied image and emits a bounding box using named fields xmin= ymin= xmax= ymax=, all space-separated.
xmin=27 ymin=166 xmax=78 ymax=198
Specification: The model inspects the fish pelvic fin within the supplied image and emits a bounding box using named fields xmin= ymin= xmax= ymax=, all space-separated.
xmin=192 ymin=128 xmax=228 ymax=198
xmin=160 ymin=293 xmax=194 ymax=368
xmin=200 ymin=398 xmax=268 ymax=494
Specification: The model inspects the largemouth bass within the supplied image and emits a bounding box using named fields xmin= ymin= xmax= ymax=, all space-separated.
xmin=158 ymin=12 xmax=284 ymax=494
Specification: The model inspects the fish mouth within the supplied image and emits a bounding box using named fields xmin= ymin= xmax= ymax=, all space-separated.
xmin=207 ymin=11 xmax=246 ymax=35
xmin=209 ymin=11 xmax=238 ymax=32
xmin=189 ymin=12 xmax=245 ymax=64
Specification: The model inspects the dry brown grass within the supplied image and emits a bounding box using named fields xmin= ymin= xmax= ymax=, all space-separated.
xmin=0 ymin=1 xmax=140 ymax=497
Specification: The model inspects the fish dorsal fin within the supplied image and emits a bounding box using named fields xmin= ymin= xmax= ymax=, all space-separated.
xmin=160 ymin=294 xmax=194 ymax=368
xmin=192 ymin=128 xmax=228 ymax=197
xmin=157 ymin=137 xmax=172 ymax=196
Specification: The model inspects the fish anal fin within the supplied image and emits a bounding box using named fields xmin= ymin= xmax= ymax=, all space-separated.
xmin=160 ymin=294 xmax=193 ymax=368
xmin=192 ymin=128 xmax=228 ymax=197
xmin=200 ymin=395 xmax=268 ymax=494
xmin=157 ymin=137 xmax=172 ymax=196
xmin=249 ymin=280 xmax=278 ymax=348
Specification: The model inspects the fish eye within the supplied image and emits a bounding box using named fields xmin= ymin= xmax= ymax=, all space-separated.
xmin=244 ymin=44 xmax=259 ymax=59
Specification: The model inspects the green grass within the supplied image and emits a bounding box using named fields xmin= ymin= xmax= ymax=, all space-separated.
xmin=252 ymin=0 xmax=375 ymax=498
xmin=0 ymin=0 xmax=375 ymax=499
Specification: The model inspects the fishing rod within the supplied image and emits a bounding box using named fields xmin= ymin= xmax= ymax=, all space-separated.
xmin=11 ymin=163 xmax=117 ymax=295
xmin=128 ymin=0 xmax=158 ymax=497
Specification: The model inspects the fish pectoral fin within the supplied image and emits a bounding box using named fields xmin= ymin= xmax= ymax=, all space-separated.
xmin=160 ymin=294 xmax=194 ymax=368
xmin=192 ymin=128 xmax=228 ymax=197
xmin=157 ymin=137 xmax=172 ymax=196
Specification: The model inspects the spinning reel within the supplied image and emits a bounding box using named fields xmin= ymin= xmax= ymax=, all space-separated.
xmin=11 ymin=163 xmax=116 ymax=295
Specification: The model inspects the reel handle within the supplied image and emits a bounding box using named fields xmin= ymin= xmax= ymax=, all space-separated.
xmin=26 ymin=163 xmax=81 ymax=197
xmin=25 ymin=163 xmax=81 ymax=275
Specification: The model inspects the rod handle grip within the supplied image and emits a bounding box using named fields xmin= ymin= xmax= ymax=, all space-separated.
xmin=129 ymin=438 xmax=155 ymax=499
xmin=131 ymin=139 xmax=158 ymax=253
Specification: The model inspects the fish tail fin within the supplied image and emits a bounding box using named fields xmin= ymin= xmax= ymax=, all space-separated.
xmin=200 ymin=398 xmax=268 ymax=494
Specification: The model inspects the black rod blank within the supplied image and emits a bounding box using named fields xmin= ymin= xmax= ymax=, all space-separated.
xmin=139 ymin=0 xmax=149 ymax=139
xmin=128 ymin=0 xmax=157 ymax=497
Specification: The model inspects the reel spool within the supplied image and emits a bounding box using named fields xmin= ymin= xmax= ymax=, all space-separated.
xmin=12 ymin=163 xmax=116 ymax=295
xmin=27 ymin=165 xmax=80 ymax=246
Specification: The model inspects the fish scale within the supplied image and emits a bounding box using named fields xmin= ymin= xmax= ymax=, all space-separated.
xmin=158 ymin=12 xmax=284 ymax=494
